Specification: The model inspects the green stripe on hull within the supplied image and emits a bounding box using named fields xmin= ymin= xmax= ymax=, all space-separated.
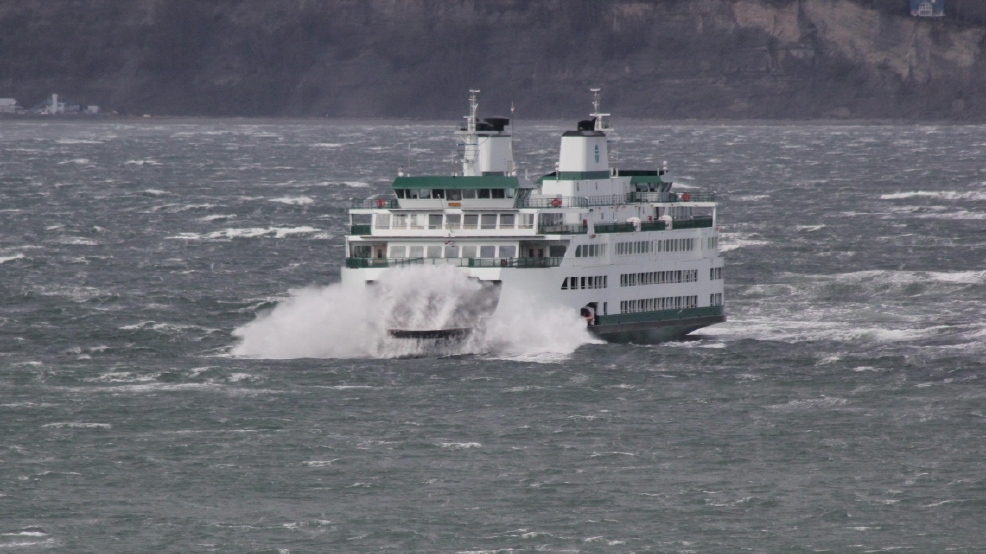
xmin=596 ymin=305 xmax=725 ymax=326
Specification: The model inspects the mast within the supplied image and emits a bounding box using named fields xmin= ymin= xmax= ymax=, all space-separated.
xmin=589 ymin=88 xmax=610 ymax=132
xmin=458 ymin=90 xmax=481 ymax=176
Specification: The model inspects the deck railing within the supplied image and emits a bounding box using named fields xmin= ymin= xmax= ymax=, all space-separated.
xmin=351 ymin=198 xmax=400 ymax=209
xmin=670 ymin=216 xmax=714 ymax=229
xmin=593 ymin=222 xmax=636 ymax=234
xmin=538 ymin=224 xmax=588 ymax=235
xmin=349 ymin=224 xmax=372 ymax=235
xmin=346 ymin=257 xmax=563 ymax=269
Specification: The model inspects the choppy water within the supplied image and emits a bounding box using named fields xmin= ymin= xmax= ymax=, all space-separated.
xmin=1 ymin=120 xmax=984 ymax=551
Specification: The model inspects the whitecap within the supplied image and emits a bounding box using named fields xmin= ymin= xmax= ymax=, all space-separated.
xmin=269 ymin=196 xmax=314 ymax=205
xmin=124 ymin=159 xmax=161 ymax=166
xmin=42 ymin=422 xmax=111 ymax=429
xmin=168 ymin=226 xmax=321 ymax=240
xmin=0 ymin=253 xmax=24 ymax=264
xmin=440 ymin=442 xmax=481 ymax=449
xmin=57 ymin=158 xmax=90 ymax=165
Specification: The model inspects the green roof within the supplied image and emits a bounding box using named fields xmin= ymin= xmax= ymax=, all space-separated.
xmin=392 ymin=176 xmax=529 ymax=189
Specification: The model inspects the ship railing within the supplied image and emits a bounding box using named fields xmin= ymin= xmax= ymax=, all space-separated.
xmin=592 ymin=222 xmax=636 ymax=234
xmin=518 ymin=192 xmax=715 ymax=209
xmin=351 ymin=197 xmax=400 ymax=209
xmin=345 ymin=257 xmax=563 ymax=269
xmin=350 ymin=224 xmax=372 ymax=235
xmin=627 ymin=191 xmax=716 ymax=203
xmin=670 ymin=216 xmax=714 ymax=230
xmin=538 ymin=224 xmax=588 ymax=235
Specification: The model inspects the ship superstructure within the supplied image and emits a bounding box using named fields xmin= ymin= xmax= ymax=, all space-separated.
xmin=344 ymin=90 xmax=725 ymax=342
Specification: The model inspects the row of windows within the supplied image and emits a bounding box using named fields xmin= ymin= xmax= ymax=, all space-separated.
xmin=710 ymin=293 xmax=723 ymax=306
xmin=388 ymin=244 xmax=517 ymax=259
xmin=710 ymin=267 xmax=723 ymax=280
xmin=395 ymin=188 xmax=516 ymax=200
xmin=376 ymin=213 xmax=535 ymax=231
xmin=620 ymin=270 xmax=698 ymax=287
xmin=621 ymin=296 xmax=699 ymax=314
xmin=575 ymin=244 xmax=606 ymax=257
xmin=561 ymin=276 xmax=608 ymax=290
xmin=615 ymin=238 xmax=696 ymax=256
xmin=707 ymin=236 xmax=719 ymax=250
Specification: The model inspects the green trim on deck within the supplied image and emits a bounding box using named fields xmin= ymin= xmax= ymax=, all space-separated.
xmin=392 ymin=176 xmax=525 ymax=189
xmin=596 ymin=306 xmax=724 ymax=326
xmin=538 ymin=171 xmax=610 ymax=182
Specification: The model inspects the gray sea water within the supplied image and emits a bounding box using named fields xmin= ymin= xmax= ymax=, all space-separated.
xmin=1 ymin=120 xmax=984 ymax=552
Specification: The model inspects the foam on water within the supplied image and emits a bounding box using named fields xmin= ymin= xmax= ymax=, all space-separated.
xmin=268 ymin=196 xmax=314 ymax=205
xmin=168 ymin=226 xmax=320 ymax=240
xmin=232 ymin=265 xmax=595 ymax=359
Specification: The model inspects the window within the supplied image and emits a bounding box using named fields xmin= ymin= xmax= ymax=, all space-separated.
xmin=499 ymin=214 xmax=515 ymax=228
xmin=418 ymin=189 xmax=431 ymax=199
xmin=446 ymin=189 xmax=462 ymax=201
xmin=506 ymin=188 xmax=516 ymax=198
xmin=395 ymin=189 xmax=405 ymax=199
xmin=478 ymin=189 xmax=491 ymax=199
xmin=374 ymin=214 xmax=391 ymax=229
xmin=444 ymin=245 xmax=459 ymax=258
xmin=409 ymin=246 xmax=424 ymax=258
xmin=481 ymin=214 xmax=497 ymax=229
xmin=499 ymin=245 xmax=516 ymax=258
xmin=390 ymin=245 xmax=406 ymax=258
xmin=462 ymin=189 xmax=477 ymax=199
xmin=492 ymin=189 xmax=505 ymax=199
xmin=549 ymin=245 xmax=566 ymax=257
xmin=426 ymin=245 xmax=442 ymax=258
xmin=519 ymin=214 xmax=535 ymax=229
xmin=480 ymin=245 xmax=496 ymax=258
xmin=463 ymin=214 xmax=479 ymax=230
xmin=431 ymin=189 xmax=444 ymax=199
xmin=392 ymin=214 xmax=407 ymax=229
xmin=462 ymin=245 xmax=478 ymax=258
xmin=409 ymin=214 xmax=424 ymax=230
xmin=407 ymin=189 xmax=419 ymax=199
xmin=429 ymin=214 xmax=443 ymax=230
xmin=446 ymin=214 xmax=461 ymax=230
xmin=564 ymin=275 xmax=608 ymax=290
xmin=352 ymin=245 xmax=372 ymax=258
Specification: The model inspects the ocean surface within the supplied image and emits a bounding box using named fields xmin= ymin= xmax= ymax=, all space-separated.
xmin=0 ymin=119 xmax=984 ymax=552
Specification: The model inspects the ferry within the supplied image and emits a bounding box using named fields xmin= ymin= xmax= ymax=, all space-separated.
xmin=343 ymin=90 xmax=725 ymax=343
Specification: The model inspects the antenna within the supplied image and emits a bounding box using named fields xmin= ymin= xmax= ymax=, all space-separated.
xmin=466 ymin=89 xmax=480 ymax=133
xmin=406 ymin=142 xmax=412 ymax=176
xmin=589 ymin=88 xmax=610 ymax=131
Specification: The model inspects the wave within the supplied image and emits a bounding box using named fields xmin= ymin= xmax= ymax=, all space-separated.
xmin=232 ymin=265 xmax=596 ymax=359
xmin=168 ymin=226 xmax=321 ymax=240
xmin=268 ymin=196 xmax=314 ymax=205
xmin=880 ymin=190 xmax=986 ymax=201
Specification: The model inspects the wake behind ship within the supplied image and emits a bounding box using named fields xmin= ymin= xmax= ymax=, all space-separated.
xmin=343 ymin=90 xmax=725 ymax=343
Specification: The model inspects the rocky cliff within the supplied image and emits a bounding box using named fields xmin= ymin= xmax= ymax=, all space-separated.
xmin=1 ymin=0 xmax=984 ymax=119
